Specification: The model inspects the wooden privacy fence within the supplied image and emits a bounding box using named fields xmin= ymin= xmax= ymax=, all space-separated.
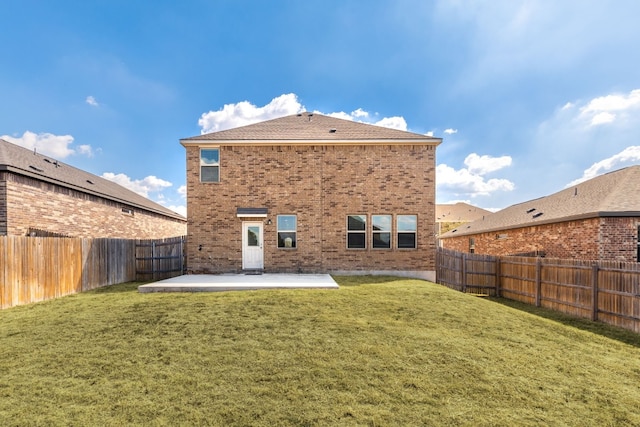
xmin=135 ymin=236 xmax=185 ymax=282
xmin=436 ymin=248 xmax=640 ymax=333
xmin=0 ymin=235 xmax=185 ymax=309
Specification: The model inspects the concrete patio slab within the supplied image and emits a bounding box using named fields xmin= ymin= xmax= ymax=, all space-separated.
xmin=138 ymin=273 xmax=339 ymax=293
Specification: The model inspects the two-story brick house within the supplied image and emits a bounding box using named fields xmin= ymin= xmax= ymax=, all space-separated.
xmin=181 ymin=112 xmax=441 ymax=279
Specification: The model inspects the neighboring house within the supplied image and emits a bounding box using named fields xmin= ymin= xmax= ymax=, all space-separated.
xmin=0 ymin=138 xmax=186 ymax=238
xmin=181 ymin=112 xmax=442 ymax=279
xmin=439 ymin=165 xmax=640 ymax=261
xmin=436 ymin=202 xmax=492 ymax=236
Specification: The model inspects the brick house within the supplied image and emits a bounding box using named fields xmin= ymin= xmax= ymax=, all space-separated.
xmin=436 ymin=202 xmax=492 ymax=236
xmin=0 ymin=138 xmax=186 ymax=238
xmin=181 ymin=112 xmax=441 ymax=279
xmin=439 ymin=166 xmax=640 ymax=262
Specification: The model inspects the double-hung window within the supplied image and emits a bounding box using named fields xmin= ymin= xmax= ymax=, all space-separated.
xmin=278 ymin=215 xmax=297 ymax=248
xmin=372 ymin=215 xmax=391 ymax=249
xmin=397 ymin=215 xmax=417 ymax=249
xmin=200 ymin=148 xmax=220 ymax=182
xmin=347 ymin=215 xmax=366 ymax=249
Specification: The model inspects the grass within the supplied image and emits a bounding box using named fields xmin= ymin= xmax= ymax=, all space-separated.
xmin=0 ymin=276 xmax=639 ymax=426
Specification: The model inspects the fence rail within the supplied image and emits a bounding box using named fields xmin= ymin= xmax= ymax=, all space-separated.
xmin=436 ymin=248 xmax=640 ymax=333
xmin=1 ymin=235 xmax=185 ymax=309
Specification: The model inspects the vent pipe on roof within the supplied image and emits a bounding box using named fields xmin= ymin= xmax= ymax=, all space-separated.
xmin=574 ymin=188 xmax=578 ymax=196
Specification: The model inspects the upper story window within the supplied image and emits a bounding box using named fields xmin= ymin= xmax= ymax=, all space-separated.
xmin=278 ymin=215 xmax=297 ymax=249
xmin=347 ymin=215 xmax=366 ymax=249
xmin=372 ymin=215 xmax=391 ymax=249
xmin=200 ymin=148 xmax=220 ymax=182
xmin=397 ymin=215 xmax=417 ymax=249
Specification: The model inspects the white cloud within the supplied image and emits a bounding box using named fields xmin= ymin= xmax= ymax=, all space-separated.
xmin=437 ymin=164 xmax=515 ymax=197
xmin=437 ymin=153 xmax=514 ymax=198
xmin=177 ymin=185 xmax=187 ymax=197
xmin=373 ymin=116 xmax=407 ymax=131
xmin=324 ymin=111 xmax=354 ymax=121
xmin=566 ymin=146 xmax=640 ymax=186
xmin=198 ymin=93 xmax=305 ymax=134
xmin=579 ymin=89 xmax=640 ymax=127
xmin=464 ymin=153 xmax=512 ymax=175
xmin=0 ymin=131 xmax=94 ymax=159
xmin=531 ymin=88 xmax=640 ymax=177
xmin=322 ymin=110 xmax=408 ymax=131
xmin=166 ymin=205 xmax=186 ymax=217
xmin=76 ymin=144 xmax=94 ymax=157
xmin=101 ymin=173 xmax=172 ymax=198
xmin=581 ymin=89 xmax=640 ymax=114
xmin=590 ymin=112 xmax=615 ymax=126
xmin=199 ymin=93 xmax=415 ymax=134
xmin=352 ymin=108 xmax=369 ymax=118
xmin=86 ymin=96 xmax=99 ymax=107
xmin=444 ymin=128 xmax=458 ymax=135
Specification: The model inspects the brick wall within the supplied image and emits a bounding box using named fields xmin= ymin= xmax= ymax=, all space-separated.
xmin=2 ymin=172 xmax=186 ymax=239
xmin=599 ymin=217 xmax=639 ymax=261
xmin=186 ymin=144 xmax=437 ymax=276
xmin=440 ymin=216 xmax=640 ymax=262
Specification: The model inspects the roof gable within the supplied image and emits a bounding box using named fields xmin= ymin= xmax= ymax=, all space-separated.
xmin=181 ymin=112 xmax=441 ymax=145
xmin=0 ymin=139 xmax=185 ymax=221
xmin=441 ymin=165 xmax=640 ymax=238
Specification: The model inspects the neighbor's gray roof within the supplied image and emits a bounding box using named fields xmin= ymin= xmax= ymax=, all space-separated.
xmin=181 ymin=112 xmax=442 ymax=145
xmin=436 ymin=202 xmax=492 ymax=223
xmin=0 ymin=139 xmax=185 ymax=221
xmin=440 ymin=165 xmax=640 ymax=238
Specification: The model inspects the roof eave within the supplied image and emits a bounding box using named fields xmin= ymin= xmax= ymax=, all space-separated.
xmin=1 ymin=165 xmax=186 ymax=221
xmin=439 ymin=212 xmax=606 ymax=239
xmin=180 ymin=138 xmax=442 ymax=147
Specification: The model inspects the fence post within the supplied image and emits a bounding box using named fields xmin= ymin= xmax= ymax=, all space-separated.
xmin=535 ymin=258 xmax=542 ymax=307
xmin=180 ymin=236 xmax=185 ymax=275
xmin=461 ymin=252 xmax=467 ymax=293
xmin=495 ymin=257 xmax=501 ymax=298
xmin=591 ymin=263 xmax=599 ymax=321
xmin=151 ymin=241 xmax=156 ymax=281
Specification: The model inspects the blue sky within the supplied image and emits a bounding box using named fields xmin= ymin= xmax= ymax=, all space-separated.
xmin=2 ymin=1 xmax=640 ymax=216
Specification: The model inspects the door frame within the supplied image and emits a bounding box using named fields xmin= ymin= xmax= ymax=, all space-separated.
xmin=242 ymin=221 xmax=264 ymax=270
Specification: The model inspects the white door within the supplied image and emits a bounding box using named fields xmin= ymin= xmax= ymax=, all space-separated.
xmin=242 ymin=222 xmax=264 ymax=270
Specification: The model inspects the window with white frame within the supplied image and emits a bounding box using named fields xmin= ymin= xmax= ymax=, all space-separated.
xmin=347 ymin=215 xmax=366 ymax=249
xmin=372 ymin=215 xmax=391 ymax=249
xmin=200 ymin=148 xmax=220 ymax=182
xmin=397 ymin=215 xmax=417 ymax=249
xmin=277 ymin=215 xmax=297 ymax=248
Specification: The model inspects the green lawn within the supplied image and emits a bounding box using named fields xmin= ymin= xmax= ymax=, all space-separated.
xmin=0 ymin=276 xmax=638 ymax=426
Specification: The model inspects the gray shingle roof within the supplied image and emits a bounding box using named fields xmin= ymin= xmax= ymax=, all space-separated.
xmin=436 ymin=202 xmax=492 ymax=222
xmin=440 ymin=165 xmax=640 ymax=238
xmin=181 ymin=112 xmax=441 ymax=145
xmin=0 ymin=139 xmax=185 ymax=221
